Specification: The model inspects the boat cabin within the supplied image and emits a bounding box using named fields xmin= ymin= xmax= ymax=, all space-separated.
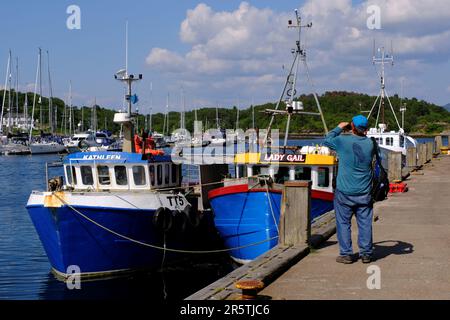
xmin=233 ymin=148 xmax=337 ymax=193
xmin=63 ymin=152 xmax=182 ymax=191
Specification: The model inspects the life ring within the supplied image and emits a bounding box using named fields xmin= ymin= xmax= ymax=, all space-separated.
xmin=153 ymin=207 xmax=173 ymax=232
xmin=78 ymin=140 xmax=90 ymax=151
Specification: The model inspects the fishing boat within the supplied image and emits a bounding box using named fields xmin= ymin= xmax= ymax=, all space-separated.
xmin=205 ymin=10 xmax=336 ymax=264
xmin=26 ymin=52 xmax=201 ymax=279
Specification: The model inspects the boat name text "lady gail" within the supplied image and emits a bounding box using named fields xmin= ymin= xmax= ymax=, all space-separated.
xmin=262 ymin=154 xmax=306 ymax=163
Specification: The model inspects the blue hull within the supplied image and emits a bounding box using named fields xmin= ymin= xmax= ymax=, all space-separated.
xmin=210 ymin=190 xmax=334 ymax=263
xmin=26 ymin=205 xmax=186 ymax=276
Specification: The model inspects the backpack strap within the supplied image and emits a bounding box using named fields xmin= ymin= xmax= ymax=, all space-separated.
xmin=370 ymin=137 xmax=382 ymax=166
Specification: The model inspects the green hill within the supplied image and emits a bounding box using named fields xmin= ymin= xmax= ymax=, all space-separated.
xmin=1 ymin=90 xmax=449 ymax=136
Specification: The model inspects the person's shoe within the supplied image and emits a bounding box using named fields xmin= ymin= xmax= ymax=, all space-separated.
xmin=336 ymin=255 xmax=354 ymax=264
xmin=361 ymin=255 xmax=372 ymax=264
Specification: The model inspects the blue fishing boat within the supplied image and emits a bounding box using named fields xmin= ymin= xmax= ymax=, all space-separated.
xmin=208 ymin=150 xmax=336 ymax=263
xmin=26 ymin=64 xmax=201 ymax=280
xmin=26 ymin=151 xmax=199 ymax=279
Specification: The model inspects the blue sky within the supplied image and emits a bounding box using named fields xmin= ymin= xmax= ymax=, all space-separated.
xmin=0 ymin=0 xmax=449 ymax=115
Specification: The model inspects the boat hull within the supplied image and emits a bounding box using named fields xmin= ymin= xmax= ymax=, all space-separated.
xmin=26 ymin=192 xmax=193 ymax=278
xmin=209 ymin=185 xmax=334 ymax=263
xmin=30 ymin=143 xmax=66 ymax=155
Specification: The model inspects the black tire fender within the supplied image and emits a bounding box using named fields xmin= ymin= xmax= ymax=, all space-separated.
xmin=153 ymin=207 xmax=173 ymax=232
xmin=183 ymin=205 xmax=200 ymax=228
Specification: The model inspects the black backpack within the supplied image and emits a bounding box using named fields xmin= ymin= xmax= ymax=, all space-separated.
xmin=370 ymin=137 xmax=390 ymax=202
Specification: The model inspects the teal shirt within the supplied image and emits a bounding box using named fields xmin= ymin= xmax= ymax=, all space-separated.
xmin=324 ymin=127 xmax=375 ymax=195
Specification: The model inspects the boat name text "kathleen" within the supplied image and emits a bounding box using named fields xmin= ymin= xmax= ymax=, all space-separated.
xmin=262 ymin=154 xmax=306 ymax=163
xmin=82 ymin=155 xmax=122 ymax=160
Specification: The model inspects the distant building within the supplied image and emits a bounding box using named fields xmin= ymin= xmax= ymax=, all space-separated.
xmin=1 ymin=113 xmax=35 ymax=131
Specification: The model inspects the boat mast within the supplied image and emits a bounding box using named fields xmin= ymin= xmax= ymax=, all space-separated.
xmin=0 ymin=50 xmax=11 ymax=134
xmin=263 ymin=9 xmax=327 ymax=147
xmin=69 ymin=81 xmax=73 ymax=136
xmin=46 ymin=51 xmax=54 ymax=134
xmin=367 ymin=41 xmax=402 ymax=132
xmin=252 ymin=97 xmax=255 ymax=129
xmin=24 ymin=90 xmax=28 ymax=131
xmin=216 ymin=103 xmax=219 ymax=129
xmin=7 ymin=50 xmax=12 ymax=133
xmin=113 ymin=21 xmax=142 ymax=153
xmin=38 ymin=48 xmax=43 ymax=131
xmin=15 ymin=57 xmax=19 ymax=130
xmin=29 ymin=49 xmax=41 ymax=142
xmin=149 ymin=82 xmax=153 ymax=131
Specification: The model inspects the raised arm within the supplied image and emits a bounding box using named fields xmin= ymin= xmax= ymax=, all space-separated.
xmin=323 ymin=122 xmax=349 ymax=151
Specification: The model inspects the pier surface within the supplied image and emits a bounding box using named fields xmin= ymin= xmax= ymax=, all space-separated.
xmin=260 ymin=155 xmax=450 ymax=300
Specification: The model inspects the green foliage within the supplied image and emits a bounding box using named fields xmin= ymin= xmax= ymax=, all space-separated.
xmin=1 ymin=90 xmax=449 ymax=135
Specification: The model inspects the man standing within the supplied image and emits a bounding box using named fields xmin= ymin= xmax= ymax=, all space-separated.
xmin=324 ymin=115 xmax=375 ymax=264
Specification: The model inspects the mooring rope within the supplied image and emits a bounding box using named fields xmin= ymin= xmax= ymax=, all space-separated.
xmin=52 ymin=193 xmax=278 ymax=254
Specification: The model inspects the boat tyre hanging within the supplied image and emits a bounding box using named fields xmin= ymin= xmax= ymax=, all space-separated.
xmin=153 ymin=207 xmax=173 ymax=232
xmin=183 ymin=205 xmax=200 ymax=228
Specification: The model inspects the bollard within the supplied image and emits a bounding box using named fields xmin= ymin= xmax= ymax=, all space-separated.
xmin=435 ymin=136 xmax=443 ymax=154
xmin=388 ymin=151 xmax=402 ymax=182
xmin=407 ymin=147 xmax=417 ymax=168
xmin=417 ymin=144 xmax=426 ymax=167
xmin=426 ymin=142 xmax=433 ymax=163
xmin=235 ymin=280 xmax=265 ymax=300
xmin=279 ymin=181 xmax=311 ymax=246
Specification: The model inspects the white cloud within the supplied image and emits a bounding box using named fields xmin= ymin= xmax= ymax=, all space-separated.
xmin=145 ymin=1 xmax=450 ymax=107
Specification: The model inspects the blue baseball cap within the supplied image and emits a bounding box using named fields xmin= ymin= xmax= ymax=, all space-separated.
xmin=352 ymin=115 xmax=368 ymax=130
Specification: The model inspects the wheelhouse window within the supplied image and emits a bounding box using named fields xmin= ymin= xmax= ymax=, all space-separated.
xmin=171 ymin=164 xmax=179 ymax=184
xmin=149 ymin=165 xmax=155 ymax=186
xmin=157 ymin=165 xmax=163 ymax=186
xmin=165 ymin=164 xmax=170 ymax=185
xmin=80 ymin=166 xmax=94 ymax=186
xmin=274 ymin=167 xmax=290 ymax=184
xmin=318 ymin=167 xmax=330 ymax=188
xmin=66 ymin=166 xmax=77 ymax=185
xmin=295 ymin=166 xmax=312 ymax=181
xmin=133 ymin=166 xmax=146 ymax=186
xmin=237 ymin=165 xmax=247 ymax=179
xmin=115 ymin=166 xmax=128 ymax=186
xmin=97 ymin=166 xmax=110 ymax=185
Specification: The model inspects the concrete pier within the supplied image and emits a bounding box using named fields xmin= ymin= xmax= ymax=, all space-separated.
xmin=259 ymin=155 xmax=450 ymax=300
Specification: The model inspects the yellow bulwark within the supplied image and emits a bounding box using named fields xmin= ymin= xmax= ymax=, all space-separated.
xmin=234 ymin=152 xmax=336 ymax=166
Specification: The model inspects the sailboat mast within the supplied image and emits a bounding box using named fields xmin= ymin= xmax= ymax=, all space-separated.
xmin=38 ymin=48 xmax=43 ymax=130
xmin=15 ymin=57 xmax=19 ymax=129
xmin=7 ymin=51 xmax=12 ymax=133
xmin=29 ymin=49 xmax=41 ymax=142
xmin=47 ymin=51 xmax=54 ymax=134
xmin=69 ymin=81 xmax=72 ymax=136
xmin=149 ymin=82 xmax=153 ymax=131
xmin=0 ymin=50 xmax=11 ymax=134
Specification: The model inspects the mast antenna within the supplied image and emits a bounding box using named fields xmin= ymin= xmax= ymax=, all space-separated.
xmin=367 ymin=40 xmax=401 ymax=131
xmin=263 ymin=9 xmax=327 ymax=148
